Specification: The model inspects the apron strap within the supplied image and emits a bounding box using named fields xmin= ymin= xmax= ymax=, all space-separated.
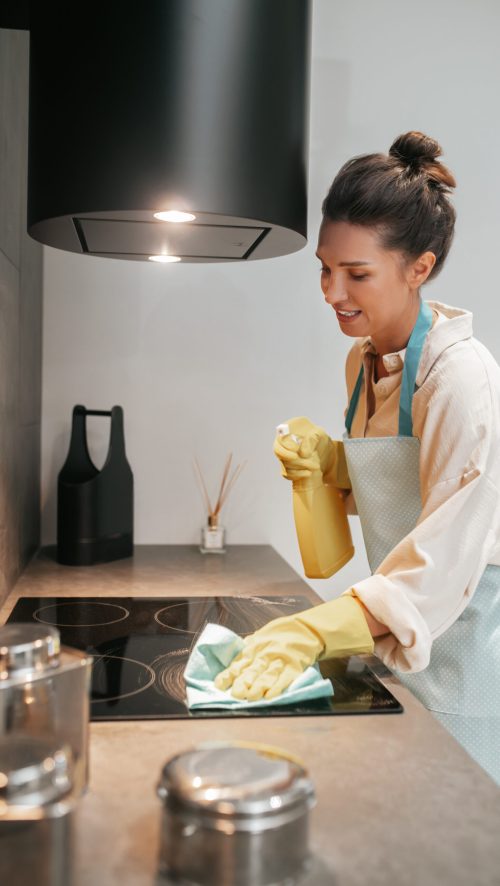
xmin=344 ymin=299 xmax=434 ymax=438
xmin=344 ymin=365 xmax=364 ymax=436
xmin=398 ymin=299 xmax=433 ymax=436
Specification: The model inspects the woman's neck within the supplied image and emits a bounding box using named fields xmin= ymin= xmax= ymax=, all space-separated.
xmin=373 ymin=354 xmax=390 ymax=382
xmin=370 ymin=293 xmax=420 ymax=357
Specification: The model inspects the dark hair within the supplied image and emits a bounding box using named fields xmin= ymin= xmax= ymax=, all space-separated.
xmin=321 ymin=131 xmax=456 ymax=281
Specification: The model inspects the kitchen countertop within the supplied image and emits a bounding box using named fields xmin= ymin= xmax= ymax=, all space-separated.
xmin=2 ymin=545 xmax=499 ymax=886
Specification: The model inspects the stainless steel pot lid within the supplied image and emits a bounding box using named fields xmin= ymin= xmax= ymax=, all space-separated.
xmin=0 ymin=624 xmax=60 ymax=678
xmin=157 ymin=742 xmax=315 ymax=819
xmin=0 ymin=734 xmax=73 ymax=810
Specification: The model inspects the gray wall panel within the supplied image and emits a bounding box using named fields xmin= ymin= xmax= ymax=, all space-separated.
xmin=0 ymin=30 xmax=42 ymax=602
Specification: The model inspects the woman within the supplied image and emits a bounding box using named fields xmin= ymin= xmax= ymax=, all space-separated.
xmin=215 ymin=131 xmax=500 ymax=785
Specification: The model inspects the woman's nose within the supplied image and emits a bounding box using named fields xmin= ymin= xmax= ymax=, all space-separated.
xmin=323 ymin=273 xmax=346 ymax=305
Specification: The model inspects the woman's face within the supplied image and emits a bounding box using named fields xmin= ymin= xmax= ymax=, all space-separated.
xmin=316 ymin=220 xmax=431 ymax=347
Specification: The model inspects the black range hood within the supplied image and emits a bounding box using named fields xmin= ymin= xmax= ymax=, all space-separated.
xmin=21 ymin=0 xmax=311 ymax=263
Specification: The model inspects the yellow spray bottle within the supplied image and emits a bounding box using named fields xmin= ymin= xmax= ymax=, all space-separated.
xmin=277 ymin=424 xmax=354 ymax=579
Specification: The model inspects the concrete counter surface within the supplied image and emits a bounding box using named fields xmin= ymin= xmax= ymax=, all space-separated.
xmin=2 ymin=545 xmax=500 ymax=886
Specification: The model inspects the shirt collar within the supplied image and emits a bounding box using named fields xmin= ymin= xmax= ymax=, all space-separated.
xmin=417 ymin=301 xmax=473 ymax=385
xmin=358 ymin=300 xmax=473 ymax=384
xmin=360 ymin=338 xmax=406 ymax=374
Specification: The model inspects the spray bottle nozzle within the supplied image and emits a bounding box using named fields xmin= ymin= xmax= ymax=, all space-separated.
xmin=276 ymin=423 xmax=301 ymax=444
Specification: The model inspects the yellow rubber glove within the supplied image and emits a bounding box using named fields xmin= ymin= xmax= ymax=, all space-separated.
xmin=214 ymin=595 xmax=374 ymax=701
xmin=273 ymin=417 xmax=351 ymax=489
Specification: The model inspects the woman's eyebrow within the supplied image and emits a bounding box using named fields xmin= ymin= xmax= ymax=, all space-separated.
xmin=338 ymin=260 xmax=373 ymax=267
xmin=315 ymin=253 xmax=374 ymax=268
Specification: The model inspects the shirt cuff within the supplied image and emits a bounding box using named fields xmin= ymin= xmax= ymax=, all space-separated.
xmin=344 ymin=576 xmax=432 ymax=673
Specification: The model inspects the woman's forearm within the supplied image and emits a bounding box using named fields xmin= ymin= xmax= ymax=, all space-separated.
xmin=355 ymin=598 xmax=391 ymax=638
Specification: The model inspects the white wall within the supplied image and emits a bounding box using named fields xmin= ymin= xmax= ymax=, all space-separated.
xmin=41 ymin=0 xmax=500 ymax=599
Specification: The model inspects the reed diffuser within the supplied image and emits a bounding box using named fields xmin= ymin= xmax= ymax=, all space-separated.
xmin=194 ymin=453 xmax=246 ymax=554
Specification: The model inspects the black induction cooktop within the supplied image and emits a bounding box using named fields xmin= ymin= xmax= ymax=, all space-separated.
xmin=7 ymin=596 xmax=403 ymax=720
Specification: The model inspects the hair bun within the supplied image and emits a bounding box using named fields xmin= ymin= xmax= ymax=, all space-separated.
xmin=389 ymin=130 xmax=456 ymax=189
xmin=389 ymin=131 xmax=442 ymax=164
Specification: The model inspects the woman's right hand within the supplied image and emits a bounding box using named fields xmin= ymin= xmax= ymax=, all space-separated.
xmin=273 ymin=416 xmax=333 ymax=480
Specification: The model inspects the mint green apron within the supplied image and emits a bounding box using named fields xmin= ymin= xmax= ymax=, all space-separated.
xmin=343 ymin=299 xmax=500 ymax=785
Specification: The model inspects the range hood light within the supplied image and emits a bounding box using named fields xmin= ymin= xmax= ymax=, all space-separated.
xmin=154 ymin=211 xmax=196 ymax=223
xmin=148 ymin=255 xmax=181 ymax=264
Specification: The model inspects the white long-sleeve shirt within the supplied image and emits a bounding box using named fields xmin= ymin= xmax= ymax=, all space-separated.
xmin=344 ymin=301 xmax=500 ymax=673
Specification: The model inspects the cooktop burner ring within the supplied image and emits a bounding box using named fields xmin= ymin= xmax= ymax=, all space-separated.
xmin=154 ymin=601 xmax=219 ymax=634
xmin=33 ymin=601 xmax=130 ymax=628
xmin=91 ymin=654 xmax=156 ymax=703
xmin=151 ymin=648 xmax=190 ymax=705
xmin=153 ymin=596 xmax=301 ymax=635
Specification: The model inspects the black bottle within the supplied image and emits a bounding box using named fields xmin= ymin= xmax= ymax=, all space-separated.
xmin=57 ymin=405 xmax=133 ymax=565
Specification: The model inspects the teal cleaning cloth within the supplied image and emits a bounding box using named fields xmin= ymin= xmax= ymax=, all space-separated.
xmin=184 ymin=623 xmax=334 ymax=709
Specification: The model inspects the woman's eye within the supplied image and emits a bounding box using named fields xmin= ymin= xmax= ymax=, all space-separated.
xmin=320 ymin=266 xmax=330 ymax=274
xmin=350 ymin=274 xmax=367 ymax=281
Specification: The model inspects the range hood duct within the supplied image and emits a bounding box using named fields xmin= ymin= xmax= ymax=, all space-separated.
xmin=26 ymin=0 xmax=311 ymax=263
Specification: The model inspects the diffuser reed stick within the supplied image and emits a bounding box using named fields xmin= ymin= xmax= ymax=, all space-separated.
xmin=213 ymin=452 xmax=233 ymax=516
xmin=217 ymin=461 xmax=246 ymax=513
xmin=193 ymin=457 xmax=212 ymax=514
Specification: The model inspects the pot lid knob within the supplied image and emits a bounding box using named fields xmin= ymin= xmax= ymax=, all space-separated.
xmin=0 ymin=624 xmax=60 ymax=678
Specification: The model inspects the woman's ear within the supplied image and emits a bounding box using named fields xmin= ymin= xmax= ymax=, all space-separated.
xmin=407 ymin=251 xmax=436 ymax=288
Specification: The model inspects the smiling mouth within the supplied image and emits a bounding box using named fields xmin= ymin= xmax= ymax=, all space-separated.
xmin=336 ymin=309 xmax=361 ymax=318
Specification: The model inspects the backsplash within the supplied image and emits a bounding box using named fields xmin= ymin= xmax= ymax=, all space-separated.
xmin=0 ymin=30 xmax=43 ymax=602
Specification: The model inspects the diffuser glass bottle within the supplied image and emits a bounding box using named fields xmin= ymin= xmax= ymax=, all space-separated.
xmin=195 ymin=453 xmax=245 ymax=556
xmin=200 ymin=514 xmax=226 ymax=554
